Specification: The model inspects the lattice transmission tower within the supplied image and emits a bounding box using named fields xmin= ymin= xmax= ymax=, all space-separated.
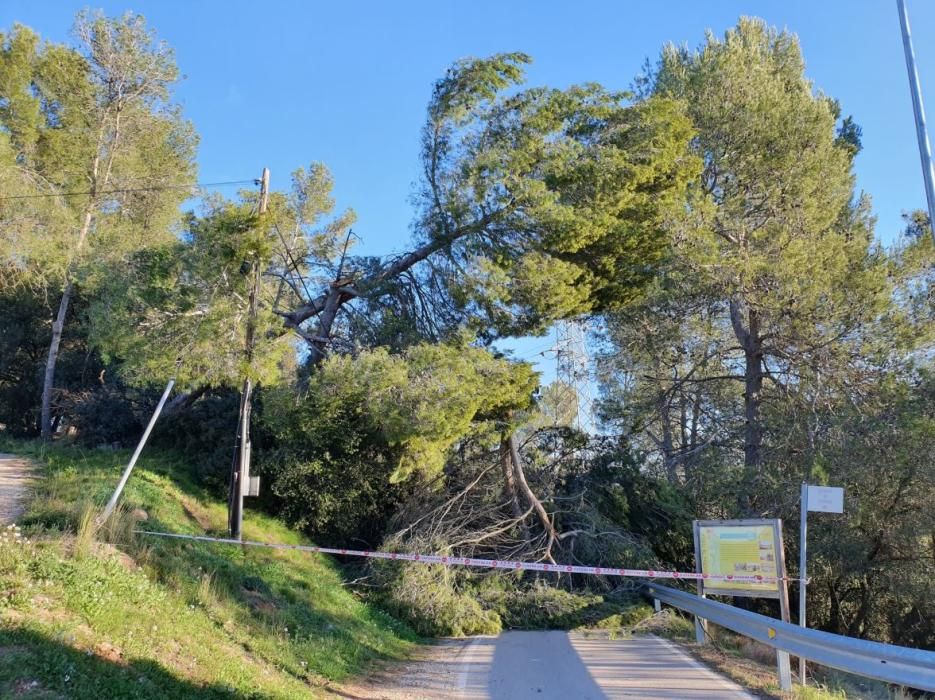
xmin=554 ymin=320 xmax=595 ymax=434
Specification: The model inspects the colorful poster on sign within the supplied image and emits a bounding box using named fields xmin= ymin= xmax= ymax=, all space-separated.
xmin=696 ymin=521 xmax=781 ymax=594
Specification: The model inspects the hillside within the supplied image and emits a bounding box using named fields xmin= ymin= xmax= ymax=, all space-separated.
xmin=0 ymin=438 xmax=417 ymax=699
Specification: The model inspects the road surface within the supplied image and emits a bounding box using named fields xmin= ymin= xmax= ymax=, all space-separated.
xmin=0 ymin=453 xmax=35 ymax=524
xmin=340 ymin=632 xmax=755 ymax=699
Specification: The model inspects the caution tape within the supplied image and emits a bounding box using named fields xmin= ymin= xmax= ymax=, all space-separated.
xmin=136 ymin=529 xmax=793 ymax=585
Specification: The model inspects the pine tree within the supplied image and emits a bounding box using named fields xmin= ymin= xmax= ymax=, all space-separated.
xmin=0 ymin=12 xmax=196 ymax=439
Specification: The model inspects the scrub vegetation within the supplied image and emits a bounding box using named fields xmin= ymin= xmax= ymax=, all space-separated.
xmin=0 ymin=8 xmax=932 ymax=699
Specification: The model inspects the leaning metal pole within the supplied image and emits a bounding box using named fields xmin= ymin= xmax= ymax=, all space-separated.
xmin=898 ymin=0 xmax=935 ymax=240
xmin=100 ymin=378 xmax=175 ymax=523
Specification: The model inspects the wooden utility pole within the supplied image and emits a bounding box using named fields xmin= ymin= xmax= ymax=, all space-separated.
xmin=228 ymin=168 xmax=269 ymax=539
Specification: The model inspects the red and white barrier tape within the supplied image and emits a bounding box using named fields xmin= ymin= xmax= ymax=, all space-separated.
xmin=136 ymin=529 xmax=793 ymax=585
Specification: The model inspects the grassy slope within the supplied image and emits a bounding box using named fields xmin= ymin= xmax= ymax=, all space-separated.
xmin=0 ymin=438 xmax=416 ymax=699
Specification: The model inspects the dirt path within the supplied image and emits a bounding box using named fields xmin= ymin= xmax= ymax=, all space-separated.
xmin=333 ymin=638 xmax=469 ymax=699
xmin=335 ymin=632 xmax=755 ymax=700
xmin=0 ymin=453 xmax=37 ymax=524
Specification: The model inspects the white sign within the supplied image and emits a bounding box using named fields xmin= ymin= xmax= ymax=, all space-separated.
xmin=806 ymin=485 xmax=844 ymax=513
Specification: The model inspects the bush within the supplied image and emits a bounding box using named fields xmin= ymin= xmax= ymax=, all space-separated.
xmin=258 ymin=384 xmax=413 ymax=547
xmin=69 ymin=386 xmax=146 ymax=448
xmin=478 ymin=580 xmax=650 ymax=631
xmin=151 ymin=390 xmax=239 ymax=490
xmin=373 ymin=561 xmax=502 ymax=637
xmin=372 ymin=553 xmax=656 ymax=637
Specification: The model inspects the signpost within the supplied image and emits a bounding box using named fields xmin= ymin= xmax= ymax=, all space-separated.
xmin=694 ymin=519 xmax=792 ymax=690
xmin=799 ymin=483 xmax=844 ymax=685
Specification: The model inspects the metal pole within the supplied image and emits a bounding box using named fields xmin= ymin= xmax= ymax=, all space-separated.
xmin=799 ymin=482 xmax=809 ymax=685
xmin=100 ymin=379 xmax=175 ymax=523
xmin=898 ymin=0 xmax=935 ymax=239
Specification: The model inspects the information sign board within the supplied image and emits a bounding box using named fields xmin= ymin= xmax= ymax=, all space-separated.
xmin=806 ymin=485 xmax=844 ymax=513
xmin=694 ymin=519 xmax=785 ymax=598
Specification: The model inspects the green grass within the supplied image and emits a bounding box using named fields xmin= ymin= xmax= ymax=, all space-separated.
xmin=0 ymin=437 xmax=417 ymax=699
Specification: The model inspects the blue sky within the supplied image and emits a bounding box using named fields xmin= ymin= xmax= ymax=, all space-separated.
xmin=3 ymin=0 xmax=935 ymax=375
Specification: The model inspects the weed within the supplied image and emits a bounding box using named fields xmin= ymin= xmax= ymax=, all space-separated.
xmin=72 ymin=501 xmax=100 ymax=559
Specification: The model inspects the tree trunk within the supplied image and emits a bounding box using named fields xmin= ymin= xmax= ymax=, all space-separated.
xmin=729 ymin=299 xmax=764 ymax=483
xmin=39 ymin=113 xmax=112 ymax=441
xmin=499 ymin=434 xmax=524 ymax=520
xmin=658 ymin=390 xmax=677 ymax=484
xmin=40 ymin=280 xmax=74 ymax=441
xmin=281 ymin=206 xmax=514 ymax=358
xmin=508 ymin=432 xmax=558 ymax=562
xmin=743 ymin=346 xmax=763 ymax=473
xmin=308 ymin=285 xmax=345 ymax=364
xmin=162 ymin=385 xmax=208 ymax=416
xmin=686 ymin=387 xmax=701 ymax=480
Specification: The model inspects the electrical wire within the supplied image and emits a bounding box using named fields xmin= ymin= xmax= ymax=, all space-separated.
xmin=0 ymin=179 xmax=257 ymax=201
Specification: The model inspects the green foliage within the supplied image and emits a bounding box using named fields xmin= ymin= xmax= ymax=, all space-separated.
xmin=0 ymin=282 xmax=51 ymax=436
xmin=151 ymin=390 xmax=240 ymax=488
xmin=68 ymin=385 xmax=146 ymax=447
xmin=0 ymin=439 xmax=416 ymax=696
xmin=374 ymin=560 xmax=652 ymax=636
xmin=763 ymin=375 xmax=935 ymax=648
xmin=259 ymin=360 xmax=406 ymax=545
xmin=260 ymin=343 xmax=537 ymax=544
xmin=579 ymin=455 xmax=695 ymax=569
xmin=650 ymin=19 xmax=890 ymax=479
xmin=271 ymin=342 xmax=536 ymax=480
xmin=90 ymin=162 xmax=357 ymax=391
xmin=0 ymin=14 xmax=197 ymax=285
xmin=3 ymin=11 xmax=933 ymax=661
xmin=599 ymin=17 xmax=902 ymax=503
xmin=593 ymin=20 xmax=934 ymax=649
xmin=1 ymin=11 xmax=198 ymax=441
xmin=416 ymin=54 xmax=701 ymax=338
xmin=0 ymin=277 xmax=148 ymax=443
xmin=374 ymin=562 xmax=502 ymax=637
xmin=328 ymin=344 xmax=536 ymax=481
xmin=477 ymin=582 xmax=650 ymax=631
xmin=91 ymin=201 xmax=292 ymax=389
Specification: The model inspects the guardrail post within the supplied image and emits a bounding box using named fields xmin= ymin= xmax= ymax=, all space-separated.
xmin=694 ymin=609 xmax=708 ymax=643
xmin=654 ymin=598 xmax=661 ymax=613
xmin=777 ymin=648 xmax=793 ymax=690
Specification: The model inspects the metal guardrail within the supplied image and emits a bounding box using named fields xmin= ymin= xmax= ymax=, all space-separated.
xmin=646 ymin=583 xmax=935 ymax=692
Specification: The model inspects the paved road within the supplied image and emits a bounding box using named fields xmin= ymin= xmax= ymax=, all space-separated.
xmin=341 ymin=632 xmax=754 ymax=699
xmin=0 ymin=453 xmax=36 ymax=524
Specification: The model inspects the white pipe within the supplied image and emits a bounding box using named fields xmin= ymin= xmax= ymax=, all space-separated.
xmin=100 ymin=379 xmax=175 ymax=522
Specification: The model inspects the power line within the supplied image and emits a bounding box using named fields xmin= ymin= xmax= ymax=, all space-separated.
xmin=503 ymin=342 xmax=556 ymax=361
xmin=0 ymin=179 xmax=257 ymax=201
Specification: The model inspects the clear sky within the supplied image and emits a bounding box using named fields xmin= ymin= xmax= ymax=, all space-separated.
xmin=3 ymin=0 xmax=935 ymax=373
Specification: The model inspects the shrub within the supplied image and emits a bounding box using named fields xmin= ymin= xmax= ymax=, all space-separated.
xmin=478 ymin=580 xmax=650 ymax=630
xmin=258 ymin=384 xmax=413 ymax=547
xmin=373 ymin=561 xmax=502 ymax=637
xmin=151 ymin=390 xmax=239 ymax=490
xmin=69 ymin=386 xmax=146 ymax=448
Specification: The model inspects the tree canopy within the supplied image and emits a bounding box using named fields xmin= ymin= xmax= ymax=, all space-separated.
xmin=1 ymin=11 xmax=933 ymax=650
